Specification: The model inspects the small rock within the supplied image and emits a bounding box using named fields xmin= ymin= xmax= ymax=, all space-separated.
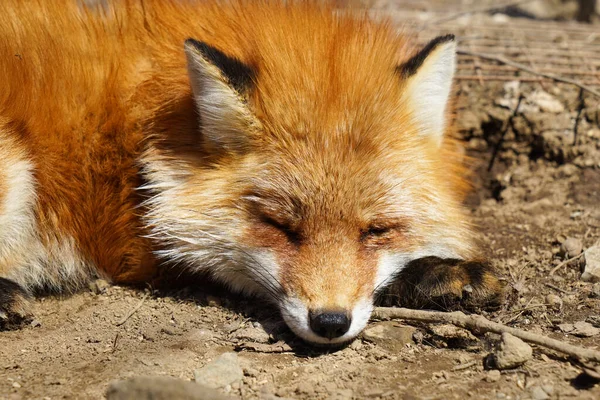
xmin=485 ymin=370 xmax=501 ymax=382
xmin=541 ymin=385 xmax=554 ymax=396
xmin=361 ymin=322 xmax=416 ymax=351
xmin=558 ymin=323 xmax=574 ymax=333
xmin=590 ymin=283 xmax=600 ymax=298
xmin=243 ymin=367 xmax=259 ymax=377
xmin=528 ymin=90 xmax=565 ymax=113
xmin=586 ymin=316 xmax=600 ymax=328
xmin=560 ymin=237 xmax=583 ymax=258
xmin=493 ymin=333 xmax=532 ymax=369
xmin=106 ymin=376 xmax=232 ymax=400
xmin=571 ymin=321 xmax=600 ymax=337
xmin=30 ymin=320 xmax=42 ymax=328
xmin=412 ymin=330 xmax=424 ymax=344
xmin=233 ymin=326 xmax=271 ymax=343
xmin=348 ymin=339 xmax=363 ymax=351
xmin=530 ymin=386 xmax=550 ymax=400
xmin=194 ymin=353 xmax=243 ymax=389
xmin=12 ymin=382 xmax=21 ymax=388
xmin=582 ymin=243 xmax=600 ymax=282
xmin=206 ymin=296 xmax=222 ymax=307
xmin=430 ymin=324 xmax=478 ymax=343
xmin=545 ymin=294 xmax=562 ymax=310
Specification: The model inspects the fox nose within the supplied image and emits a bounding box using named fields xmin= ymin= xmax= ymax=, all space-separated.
xmin=309 ymin=310 xmax=351 ymax=339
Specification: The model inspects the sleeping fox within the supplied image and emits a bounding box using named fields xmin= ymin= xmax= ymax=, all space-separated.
xmin=0 ymin=0 xmax=502 ymax=345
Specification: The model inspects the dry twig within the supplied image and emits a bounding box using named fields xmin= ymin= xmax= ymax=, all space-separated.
xmin=549 ymin=252 xmax=585 ymax=276
xmin=423 ymin=0 xmax=538 ymax=27
xmin=372 ymin=307 xmax=600 ymax=363
xmin=457 ymin=49 xmax=600 ymax=98
xmin=451 ymin=360 xmax=478 ymax=371
xmin=544 ymin=282 xmax=570 ymax=294
xmin=488 ymin=94 xmax=524 ymax=171
xmin=116 ymin=293 xmax=149 ymax=326
xmin=573 ymin=88 xmax=585 ymax=145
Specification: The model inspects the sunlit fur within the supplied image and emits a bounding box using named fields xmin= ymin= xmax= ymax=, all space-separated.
xmin=0 ymin=0 xmax=475 ymax=343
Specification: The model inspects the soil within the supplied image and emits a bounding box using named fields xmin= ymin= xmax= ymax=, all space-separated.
xmin=2 ymin=4 xmax=600 ymax=400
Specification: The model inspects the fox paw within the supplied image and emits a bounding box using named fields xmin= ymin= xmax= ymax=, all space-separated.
xmin=0 ymin=278 xmax=31 ymax=330
xmin=378 ymin=257 xmax=505 ymax=310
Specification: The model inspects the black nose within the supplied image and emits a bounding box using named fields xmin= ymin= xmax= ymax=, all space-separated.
xmin=309 ymin=310 xmax=351 ymax=339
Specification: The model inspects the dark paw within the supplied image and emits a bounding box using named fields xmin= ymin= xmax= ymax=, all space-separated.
xmin=377 ymin=257 xmax=505 ymax=311
xmin=0 ymin=278 xmax=31 ymax=330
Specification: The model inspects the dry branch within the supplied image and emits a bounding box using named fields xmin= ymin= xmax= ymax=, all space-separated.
xmin=549 ymin=252 xmax=585 ymax=276
xmin=457 ymin=49 xmax=600 ymax=98
xmin=372 ymin=307 xmax=600 ymax=363
xmin=116 ymin=293 xmax=149 ymax=326
xmin=423 ymin=0 xmax=539 ymax=27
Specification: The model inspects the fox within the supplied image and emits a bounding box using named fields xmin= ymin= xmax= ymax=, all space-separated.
xmin=0 ymin=0 xmax=503 ymax=345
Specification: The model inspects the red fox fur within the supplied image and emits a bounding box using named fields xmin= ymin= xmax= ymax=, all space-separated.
xmin=0 ymin=0 xmax=502 ymax=344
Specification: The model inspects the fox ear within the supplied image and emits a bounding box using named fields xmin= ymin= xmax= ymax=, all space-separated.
xmin=398 ymin=35 xmax=456 ymax=145
xmin=184 ymin=39 xmax=257 ymax=153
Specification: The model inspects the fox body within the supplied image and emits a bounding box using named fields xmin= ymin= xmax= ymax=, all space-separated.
xmin=0 ymin=0 xmax=501 ymax=344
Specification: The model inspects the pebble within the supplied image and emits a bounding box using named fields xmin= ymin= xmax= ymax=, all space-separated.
xmin=571 ymin=321 xmax=599 ymax=337
xmin=430 ymin=324 xmax=477 ymax=341
xmin=493 ymin=333 xmax=532 ymax=369
xmin=590 ymin=283 xmax=600 ymax=298
xmin=30 ymin=320 xmax=42 ymax=328
xmin=12 ymin=382 xmax=21 ymax=388
xmin=106 ymin=376 xmax=232 ymax=400
xmin=582 ymin=243 xmax=600 ymax=282
xmin=412 ymin=330 xmax=424 ymax=344
xmin=194 ymin=353 xmax=244 ymax=389
xmin=545 ymin=294 xmax=562 ymax=310
xmin=233 ymin=326 xmax=271 ymax=344
xmin=528 ymin=90 xmax=565 ymax=113
xmin=530 ymin=386 xmax=550 ymax=400
xmin=348 ymin=340 xmax=363 ymax=351
xmin=485 ymin=370 xmax=501 ymax=382
xmin=243 ymin=367 xmax=260 ymax=377
xmin=558 ymin=323 xmax=574 ymax=333
xmin=361 ymin=322 xmax=416 ymax=351
xmin=560 ymin=237 xmax=582 ymax=258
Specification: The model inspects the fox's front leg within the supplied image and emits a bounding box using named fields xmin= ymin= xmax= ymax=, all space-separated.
xmin=378 ymin=257 xmax=504 ymax=310
xmin=0 ymin=277 xmax=31 ymax=330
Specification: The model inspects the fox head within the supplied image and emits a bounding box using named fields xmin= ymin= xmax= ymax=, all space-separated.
xmin=142 ymin=20 xmax=475 ymax=345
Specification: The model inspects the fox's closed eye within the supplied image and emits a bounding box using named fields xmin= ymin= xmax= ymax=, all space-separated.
xmin=360 ymin=226 xmax=394 ymax=243
xmin=363 ymin=226 xmax=391 ymax=238
xmin=261 ymin=215 xmax=302 ymax=245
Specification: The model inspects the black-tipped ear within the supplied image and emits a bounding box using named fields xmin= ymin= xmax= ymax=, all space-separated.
xmin=398 ymin=34 xmax=455 ymax=79
xmin=184 ymin=39 xmax=259 ymax=154
xmin=185 ymin=39 xmax=254 ymax=93
xmin=398 ymin=35 xmax=457 ymax=145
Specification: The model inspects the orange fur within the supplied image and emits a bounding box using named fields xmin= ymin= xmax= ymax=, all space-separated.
xmin=0 ymin=0 xmax=489 ymax=342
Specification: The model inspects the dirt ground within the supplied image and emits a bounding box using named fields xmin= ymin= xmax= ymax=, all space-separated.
xmin=2 ymin=3 xmax=600 ymax=400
